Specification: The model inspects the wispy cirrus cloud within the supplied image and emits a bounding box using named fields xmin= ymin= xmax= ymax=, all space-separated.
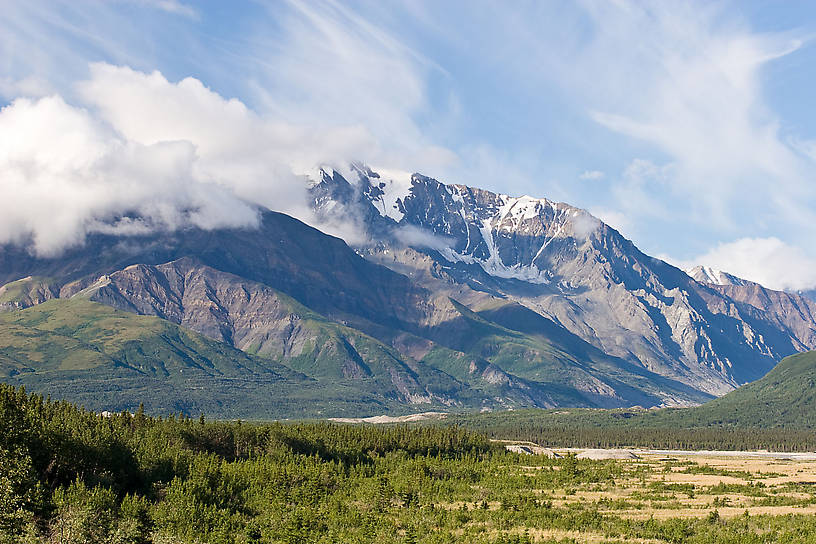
xmin=583 ymin=2 xmax=812 ymax=227
xmin=133 ymin=0 xmax=198 ymax=19
xmin=243 ymin=0 xmax=457 ymax=174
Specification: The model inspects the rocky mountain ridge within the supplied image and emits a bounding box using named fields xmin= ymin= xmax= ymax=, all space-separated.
xmin=0 ymin=208 xmax=711 ymax=415
xmin=687 ymin=265 xmax=748 ymax=287
xmin=309 ymin=164 xmax=816 ymax=396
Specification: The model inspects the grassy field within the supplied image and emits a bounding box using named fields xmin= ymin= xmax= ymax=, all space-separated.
xmin=417 ymin=448 xmax=816 ymax=542
xmin=500 ymin=448 xmax=816 ymax=518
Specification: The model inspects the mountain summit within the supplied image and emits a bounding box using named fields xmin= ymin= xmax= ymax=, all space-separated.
xmin=687 ymin=265 xmax=748 ymax=287
xmin=310 ymin=165 xmax=816 ymax=397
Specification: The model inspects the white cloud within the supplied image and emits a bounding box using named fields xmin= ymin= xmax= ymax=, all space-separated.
xmin=0 ymin=63 xmax=425 ymax=256
xmin=579 ymin=170 xmax=604 ymax=181
xmin=670 ymin=237 xmax=816 ymax=291
xmin=589 ymin=207 xmax=631 ymax=238
xmin=571 ymin=211 xmax=601 ymax=241
xmin=394 ymin=225 xmax=455 ymax=252
xmin=78 ymin=63 xmax=376 ymax=205
xmin=578 ymin=3 xmax=816 ymax=232
xmin=0 ymin=94 xmax=259 ymax=256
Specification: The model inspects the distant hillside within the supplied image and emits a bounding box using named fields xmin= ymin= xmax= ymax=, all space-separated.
xmin=449 ymin=350 xmax=816 ymax=446
xmin=680 ymin=350 xmax=816 ymax=428
xmin=0 ymin=299 xmax=388 ymax=418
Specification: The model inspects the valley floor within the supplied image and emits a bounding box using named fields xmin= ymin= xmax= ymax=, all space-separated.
xmin=8 ymin=383 xmax=816 ymax=543
xmin=564 ymin=448 xmax=816 ymax=461
xmin=503 ymin=448 xmax=816 ymax=521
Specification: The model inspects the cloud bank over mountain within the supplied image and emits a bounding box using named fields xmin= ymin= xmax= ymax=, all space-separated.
xmin=0 ymin=64 xmax=387 ymax=255
xmin=665 ymin=237 xmax=816 ymax=292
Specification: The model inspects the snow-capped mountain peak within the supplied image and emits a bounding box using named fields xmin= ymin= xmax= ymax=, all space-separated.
xmin=305 ymin=162 xmax=816 ymax=400
xmin=688 ymin=265 xmax=748 ymax=287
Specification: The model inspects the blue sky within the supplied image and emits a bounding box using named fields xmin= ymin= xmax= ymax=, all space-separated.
xmin=3 ymin=0 xmax=816 ymax=290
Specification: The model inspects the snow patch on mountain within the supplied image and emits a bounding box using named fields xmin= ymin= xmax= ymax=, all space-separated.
xmin=496 ymin=195 xmax=551 ymax=226
xmin=688 ymin=265 xmax=748 ymax=286
xmin=365 ymin=167 xmax=414 ymax=222
xmin=438 ymin=243 xmax=552 ymax=284
xmin=480 ymin=218 xmax=551 ymax=283
xmin=432 ymin=191 xmax=557 ymax=284
xmin=691 ymin=265 xmax=722 ymax=284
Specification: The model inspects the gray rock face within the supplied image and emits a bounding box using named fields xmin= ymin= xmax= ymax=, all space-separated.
xmin=70 ymin=258 xmax=305 ymax=355
xmin=0 ymin=276 xmax=59 ymax=311
xmin=691 ymin=270 xmax=816 ymax=354
xmin=63 ymin=257 xmax=464 ymax=405
xmin=310 ymin=166 xmax=816 ymax=396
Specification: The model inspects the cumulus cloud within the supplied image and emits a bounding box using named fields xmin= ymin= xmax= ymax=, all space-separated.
xmin=0 ymin=94 xmax=260 ymax=256
xmin=669 ymin=237 xmax=816 ymax=291
xmin=78 ymin=63 xmax=376 ymax=209
xmin=0 ymin=63 xmax=399 ymax=256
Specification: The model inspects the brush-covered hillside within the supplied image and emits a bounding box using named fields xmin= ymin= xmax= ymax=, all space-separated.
xmin=448 ymin=350 xmax=816 ymax=449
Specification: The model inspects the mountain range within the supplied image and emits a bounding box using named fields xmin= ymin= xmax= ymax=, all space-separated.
xmin=311 ymin=165 xmax=816 ymax=391
xmin=1 ymin=164 xmax=815 ymax=418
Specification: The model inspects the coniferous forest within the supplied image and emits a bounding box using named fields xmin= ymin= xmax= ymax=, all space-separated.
xmin=6 ymin=384 xmax=816 ymax=543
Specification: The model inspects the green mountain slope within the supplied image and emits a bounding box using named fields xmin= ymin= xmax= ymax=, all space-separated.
xmin=0 ymin=275 xmax=57 ymax=310
xmin=450 ymin=350 xmax=816 ymax=433
xmin=425 ymin=298 xmax=709 ymax=408
xmin=677 ymin=350 xmax=816 ymax=428
xmin=0 ymin=299 xmax=403 ymax=418
xmin=71 ymin=257 xmax=469 ymax=407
